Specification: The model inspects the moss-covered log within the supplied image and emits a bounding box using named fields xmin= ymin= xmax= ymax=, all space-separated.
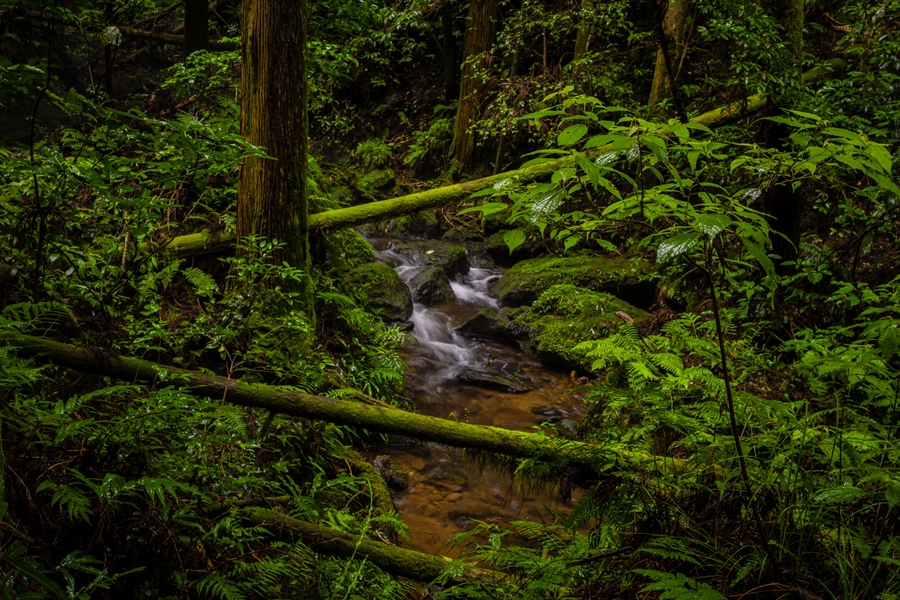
xmin=4 ymin=333 xmax=665 ymax=472
xmin=241 ymin=507 xmax=502 ymax=583
xmin=142 ymin=56 xmax=846 ymax=258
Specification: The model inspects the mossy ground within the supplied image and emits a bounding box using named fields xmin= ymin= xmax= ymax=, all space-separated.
xmin=513 ymin=284 xmax=651 ymax=371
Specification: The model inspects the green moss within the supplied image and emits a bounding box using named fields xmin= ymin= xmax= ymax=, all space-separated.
xmin=495 ymin=255 xmax=656 ymax=308
xmin=344 ymin=263 xmax=413 ymax=322
xmin=323 ymin=229 xmax=376 ymax=275
xmin=513 ymin=284 xmax=651 ymax=371
xmin=355 ymin=168 xmax=396 ymax=199
xmin=391 ymin=209 xmax=441 ymax=239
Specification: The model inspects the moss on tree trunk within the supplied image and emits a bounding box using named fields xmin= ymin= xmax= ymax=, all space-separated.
xmin=3 ymin=333 xmax=670 ymax=472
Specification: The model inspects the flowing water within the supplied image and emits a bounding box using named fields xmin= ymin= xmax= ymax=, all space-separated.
xmin=371 ymin=242 xmax=586 ymax=555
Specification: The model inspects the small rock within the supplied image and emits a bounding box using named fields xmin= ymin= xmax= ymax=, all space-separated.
xmin=456 ymin=368 xmax=530 ymax=393
xmin=408 ymin=267 xmax=455 ymax=305
xmin=373 ymin=456 xmax=409 ymax=491
xmin=456 ymin=308 xmax=510 ymax=339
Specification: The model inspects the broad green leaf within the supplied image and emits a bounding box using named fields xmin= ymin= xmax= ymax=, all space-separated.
xmin=457 ymin=202 xmax=509 ymax=216
xmin=504 ymin=229 xmax=526 ymax=254
xmin=694 ymin=213 xmax=732 ymax=239
xmin=558 ymin=124 xmax=589 ymax=146
xmin=657 ymin=232 xmax=699 ymax=263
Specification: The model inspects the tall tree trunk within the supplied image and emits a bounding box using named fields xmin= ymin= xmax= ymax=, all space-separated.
xmin=441 ymin=0 xmax=459 ymax=101
xmin=451 ymin=0 xmax=501 ymax=173
xmin=760 ymin=0 xmax=804 ymax=266
xmin=183 ymin=0 xmax=209 ymax=59
xmin=573 ymin=0 xmax=595 ymax=64
xmin=237 ymin=0 xmax=315 ymax=322
xmin=648 ymin=0 xmax=689 ymax=114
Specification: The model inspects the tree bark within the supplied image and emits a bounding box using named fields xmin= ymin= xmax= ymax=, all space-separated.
xmin=241 ymin=507 xmax=503 ymax=583
xmin=441 ymin=0 xmax=459 ymax=101
xmin=760 ymin=0 xmax=804 ymax=266
xmin=573 ymin=0 xmax=595 ymax=64
xmin=3 ymin=333 xmax=662 ymax=472
xmin=648 ymin=0 xmax=689 ymax=114
xmin=237 ymin=0 xmax=315 ymax=322
xmin=451 ymin=0 xmax=501 ymax=173
xmin=183 ymin=0 xmax=209 ymax=58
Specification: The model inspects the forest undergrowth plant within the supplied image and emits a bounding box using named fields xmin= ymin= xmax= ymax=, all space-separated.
xmin=456 ymin=95 xmax=899 ymax=595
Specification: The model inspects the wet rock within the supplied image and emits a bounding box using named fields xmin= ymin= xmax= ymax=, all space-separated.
xmin=392 ymin=320 xmax=415 ymax=333
xmin=344 ymin=262 xmax=413 ymax=322
xmin=456 ymin=368 xmax=530 ymax=393
xmin=373 ymin=455 xmax=409 ymax=491
xmin=494 ymin=255 xmax=656 ymax=309
xmin=389 ymin=240 xmax=470 ymax=278
xmin=429 ymin=469 xmax=467 ymax=492
xmin=531 ymin=405 xmax=565 ymax=418
xmin=409 ymin=267 xmax=455 ymax=305
xmin=455 ymin=308 xmax=510 ymax=339
xmin=510 ymin=284 xmax=652 ymax=373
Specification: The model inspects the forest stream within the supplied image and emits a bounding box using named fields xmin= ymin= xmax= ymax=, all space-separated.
xmin=369 ymin=240 xmax=586 ymax=556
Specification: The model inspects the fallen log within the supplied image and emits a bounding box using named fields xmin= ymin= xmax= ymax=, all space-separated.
xmin=241 ymin=507 xmax=502 ymax=584
xmin=146 ymin=57 xmax=846 ymax=258
xmin=4 ymin=332 xmax=644 ymax=471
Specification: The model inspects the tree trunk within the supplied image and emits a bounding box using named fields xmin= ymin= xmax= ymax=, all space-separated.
xmin=183 ymin=0 xmax=209 ymax=58
xmin=760 ymin=0 xmax=804 ymax=266
xmin=3 ymin=332 xmax=664 ymax=472
xmin=241 ymin=507 xmax=503 ymax=583
xmin=237 ymin=0 xmax=315 ymax=322
xmin=648 ymin=0 xmax=689 ymax=115
xmin=573 ymin=0 xmax=595 ymax=64
xmin=451 ymin=0 xmax=501 ymax=173
xmin=441 ymin=0 xmax=459 ymax=101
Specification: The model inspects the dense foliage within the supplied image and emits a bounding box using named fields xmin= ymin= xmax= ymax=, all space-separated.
xmin=1 ymin=0 xmax=899 ymax=598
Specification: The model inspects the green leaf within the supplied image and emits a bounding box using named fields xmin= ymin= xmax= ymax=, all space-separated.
xmin=504 ymin=229 xmax=526 ymax=254
xmin=457 ymin=202 xmax=508 ymax=217
xmin=694 ymin=213 xmax=732 ymax=239
xmin=657 ymin=232 xmax=699 ymax=263
xmin=558 ymin=124 xmax=589 ymax=146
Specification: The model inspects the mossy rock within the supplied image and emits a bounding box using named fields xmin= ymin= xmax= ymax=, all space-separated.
xmin=389 ymin=240 xmax=470 ymax=278
xmin=344 ymin=262 xmax=413 ymax=322
xmin=408 ymin=267 xmax=455 ymax=305
xmin=391 ymin=210 xmax=444 ymax=240
xmin=322 ymin=229 xmax=376 ymax=275
xmin=455 ymin=308 xmax=511 ymax=340
xmin=354 ymin=168 xmax=396 ymax=199
xmin=509 ymin=284 xmax=651 ymax=372
xmin=494 ymin=255 xmax=656 ymax=309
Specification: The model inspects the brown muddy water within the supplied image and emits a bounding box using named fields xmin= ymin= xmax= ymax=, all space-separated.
xmin=369 ymin=242 xmax=587 ymax=556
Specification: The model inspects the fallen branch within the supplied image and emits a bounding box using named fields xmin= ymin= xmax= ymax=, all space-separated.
xmin=241 ymin=507 xmax=502 ymax=584
xmin=146 ymin=57 xmax=846 ymax=257
xmin=4 ymin=333 xmax=657 ymax=472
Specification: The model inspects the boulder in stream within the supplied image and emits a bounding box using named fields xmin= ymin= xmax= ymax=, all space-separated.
xmin=509 ymin=284 xmax=652 ymax=373
xmin=455 ymin=308 xmax=511 ymax=340
xmin=456 ymin=368 xmax=530 ymax=393
xmin=494 ymin=255 xmax=656 ymax=308
xmin=322 ymin=229 xmax=376 ymax=275
xmin=409 ymin=267 xmax=455 ymax=305
xmin=388 ymin=240 xmax=470 ymax=278
xmin=343 ymin=262 xmax=413 ymax=322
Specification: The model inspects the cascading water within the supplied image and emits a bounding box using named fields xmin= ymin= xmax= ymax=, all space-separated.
xmin=371 ymin=241 xmax=584 ymax=554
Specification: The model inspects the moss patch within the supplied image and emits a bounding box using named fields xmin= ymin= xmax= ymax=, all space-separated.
xmin=344 ymin=262 xmax=413 ymax=322
xmin=323 ymin=229 xmax=376 ymax=275
xmin=510 ymin=284 xmax=651 ymax=372
xmin=495 ymin=255 xmax=656 ymax=308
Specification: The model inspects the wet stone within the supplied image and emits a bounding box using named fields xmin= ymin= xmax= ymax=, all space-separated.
xmin=456 ymin=368 xmax=530 ymax=393
xmin=373 ymin=455 xmax=409 ymax=491
xmin=409 ymin=267 xmax=455 ymax=305
xmin=455 ymin=308 xmax=510 ymax=339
